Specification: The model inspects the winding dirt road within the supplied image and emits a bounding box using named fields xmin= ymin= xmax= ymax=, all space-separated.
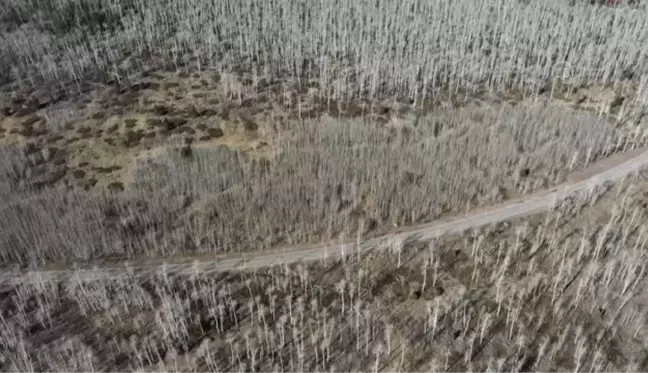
xmin=2 ymin=147 xmax=648 ymax=286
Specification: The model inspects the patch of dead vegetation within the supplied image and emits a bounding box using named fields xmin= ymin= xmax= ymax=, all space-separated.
xmin=0 ymin=71 xmax=644 ymax=194
xmin=5 ymin=171 xmax=648 ymax=371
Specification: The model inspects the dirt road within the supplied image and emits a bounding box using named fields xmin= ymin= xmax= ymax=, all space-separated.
xmin=2 ymin=147 xmax=648 ymax=286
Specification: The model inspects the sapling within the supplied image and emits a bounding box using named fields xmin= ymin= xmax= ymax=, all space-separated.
xmin=432 ymin=257 xmax=439 ymax=290
xmin=357 ymin=268 xmax=366 ymax=297
xmin=373 ymin=343 xmax=384 ymax=373
xmin=465 ymin=331 xmax=478 ymax=365
xmin=425 ymin=300 xmax=433 ymax=334
xmin=336 ymin=280 xmax=346 ymax=315
xmin=309 ymin=324 xmax=320 ymax=365
xmin=364 ymin=308 xmax=372 ymax=355
xmin=348 ymin=285 xmax=356 ymax=311
xmin=398 ymin=340 xmax=407 ymax=373
xmin=421 ymin=258 xmax=429 ymax=294
xmin=384 ymin=322 xmax=393 ymax=354
xmin=573 ymin=336 xmax=588 ymax=372
xmin=495 ymin=277 xmax=504 ymax=316
xmin=357 ymin=219 xmax=364 ymax=262
xmin=432 ymin=298 xmax=441 ymax=337
xmin=392 ymin=238 xmax=403 ymax=269
xmin=354 ymin=300 xmax=362 ymax=351
xmin=278 ymin=314 xmax=287 ymax=347
xmin=213 ymin=304 xmax=223 ymax=333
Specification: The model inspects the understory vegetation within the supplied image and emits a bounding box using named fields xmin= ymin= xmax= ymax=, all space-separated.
xmin=2 ymin=171 xmax=648 ymax=371
xmin=1 ymin=102 xmax=645 ymax=266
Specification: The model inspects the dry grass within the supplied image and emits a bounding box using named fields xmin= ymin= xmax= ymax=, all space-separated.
xmin=0 ymin=69 xmax=644 ymax=190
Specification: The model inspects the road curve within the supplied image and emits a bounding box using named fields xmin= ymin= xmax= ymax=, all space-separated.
xmin=3 ymin=148 xmax=648 ymax=286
